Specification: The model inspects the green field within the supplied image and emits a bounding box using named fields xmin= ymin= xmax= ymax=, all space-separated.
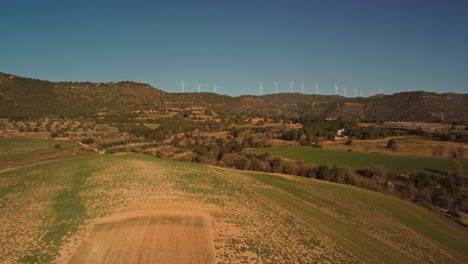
xmin=1 ymin=146 xmax=467 ymax=263
xmin=249 ymin=146 xmax=468 ymax=174
xmin=0 ymin=138 xmax=75 ymax=163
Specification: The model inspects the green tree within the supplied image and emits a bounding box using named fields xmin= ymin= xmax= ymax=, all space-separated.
xmin=317 ymin=165 xmax=331 ymax=181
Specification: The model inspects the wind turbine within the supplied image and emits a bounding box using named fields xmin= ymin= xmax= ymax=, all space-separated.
xmin=315 ymin=82 xmax=319 ymax=95
xmin=354 ymin=87 xmax=357 ymax=97
xmin=274 ymin=82 xmax=279 ymax=94
xmin=334 ymin=80 xmax=339 ymax=95
xmin=301 ymin=81 xmax=304 ymax=94
xmin=289 ymin=81 xmax=294 ymax=93
xmin=181 ymin=80 xmax=187 ymax=93
xmin=196 ymin=82 xmax=203 ymax=93
xmin=258 ymin=82 xmax=264 ymax=96
xmin=344 ymin=85 xmax=347 ymax=97
xmin=212 ymin=83 xmax=219 ymax=94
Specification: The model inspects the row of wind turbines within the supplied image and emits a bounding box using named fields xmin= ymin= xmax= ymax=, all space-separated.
xmin=180 ymin=81 xmax=219 ymax=94
xmin=181 ymin=80 xmax=380 ymax=97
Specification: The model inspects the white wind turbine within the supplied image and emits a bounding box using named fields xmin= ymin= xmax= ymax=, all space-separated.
xmin=315 ymin=82 xmax=319 ymax=95
xmin=289 ymin=81 xmax=294 ymax=93
xmin=196 ymin=82 xmax=203 ymax=93
xmin=334 ymin=80 xmax=339 ymax=95
xmin=301 ymin=80 xmax=304 ymax=94
xmin=181 ymin=80 xmax=187 ymax=93
xmin=274 ymin=82 xmax=279 ymax=94
xmin=344 ymin=85 xmax=347 ymax=97
xmin=212 ymin=83 xmax=219 ymax=94
xmin=258 ymin=82 xmax=264 ymax=96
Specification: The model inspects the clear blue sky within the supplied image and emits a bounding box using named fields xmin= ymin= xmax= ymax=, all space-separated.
xmin=1 ymin=0 xmax=467 ymax=96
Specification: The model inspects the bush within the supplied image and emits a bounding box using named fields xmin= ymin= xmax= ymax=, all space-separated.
xmin=414 ymin=189 xmax=432 ymax=207
xmin=234 ymin=158 xmax=248 ymax=170
xmin=368 ymin=165 xmax=387 ymax=182
xmin=387 ymin=139 xmax=398 ymax=151
xmin=81 ymin=137 xmax=95 ymax=145
xmin=317 ymin=165 xmax=331 ymax=181
xmin=446 ymin=210 xmax=461 ymax=220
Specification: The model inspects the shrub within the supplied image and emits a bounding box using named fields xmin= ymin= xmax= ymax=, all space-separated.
xmin=81 ymin=138 xmax=95 ymax=145
xmin=234 ymin=158 xmax=248 ymax=170
xmin=387 ymin=139 xmax=398 ymax=151
xmin=446 ymin=210 xmax=461 ymax=220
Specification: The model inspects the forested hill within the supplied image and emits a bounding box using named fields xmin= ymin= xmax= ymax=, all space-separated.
xmin=1 ymin=72 xmax=467 ymax=123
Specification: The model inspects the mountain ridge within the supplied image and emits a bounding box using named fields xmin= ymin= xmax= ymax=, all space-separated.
xmin=1 ymin=72 xmax=467 ymax=122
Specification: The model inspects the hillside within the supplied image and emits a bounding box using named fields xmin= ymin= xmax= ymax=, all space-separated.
xmin=1 ymin=72 xmax=467 ymax=122
xmin=364 ymin=92 xmax=468 ymax=122
xmin=0 ymin=73 xmax=167 ymax=118
xmin=1 ymin=153 xmax=466 ymax=263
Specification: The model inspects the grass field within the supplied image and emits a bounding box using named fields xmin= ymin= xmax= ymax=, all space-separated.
xmin=249 ymin=146 xmax=468 ymax=174
xmin=0 ymin=138 xmax=74 ymax=163
xmin=1 ymin=138 xmax=467 ymax=263
xmin=326 ymin=136 xmax=468 ymax=158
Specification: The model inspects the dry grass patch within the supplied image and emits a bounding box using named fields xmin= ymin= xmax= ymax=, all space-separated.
xmin=70 ymin=214 xmax=214 ymax=264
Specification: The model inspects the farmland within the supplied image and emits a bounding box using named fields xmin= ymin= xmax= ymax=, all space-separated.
xmin=248 ymin=146 xmax=468 ymax=175
xmin=70 ymin=214 xmax=214 ymax=264
xmin=326 ymin=136 xmax=468 ymax=158
xmin=0 ymin=137 xmax=74 ymax=163
xmin=1 ymin=143 xmax=467 ymax=263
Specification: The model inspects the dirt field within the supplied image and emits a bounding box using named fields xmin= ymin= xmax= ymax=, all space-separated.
xmin=70 ymin=214 xmax=214 ymax=264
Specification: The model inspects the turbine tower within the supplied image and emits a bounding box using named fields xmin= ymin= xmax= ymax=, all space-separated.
xmin=315 ymin=82 xmax=319 ymax=95
xmin=212 ymin=84 xmax=219 ymax=94
xmin=334 ymin=80 xmax=339 ymax=95
xmin=181 ymin=80 xmax=187 ymax=93
xmin=289 ymin=81 xmax=294 ymax=93
xmin=344 ymin=85 xmax=347 ymax=97
xmin=258 ymin=82 xmax=264 ymax=96
xmin=301 ymin=81 xmax=304 ymax=94
xmin=274 ymin=82 xmax=279 ymax=94
xmin=196 ymin=82 xmax=203 ymax=93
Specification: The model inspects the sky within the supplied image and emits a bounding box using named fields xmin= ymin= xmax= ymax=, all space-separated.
xmin=1 ymin=0 xmax=468 ymax=96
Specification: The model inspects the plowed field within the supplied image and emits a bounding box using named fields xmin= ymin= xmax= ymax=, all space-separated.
xmin=70 ymin=214 xmax=214 ymax=264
